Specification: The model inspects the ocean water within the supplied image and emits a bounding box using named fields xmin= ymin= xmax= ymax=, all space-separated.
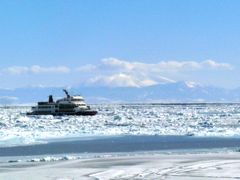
xmin=1 ymin=104 xmax=240 ymax=147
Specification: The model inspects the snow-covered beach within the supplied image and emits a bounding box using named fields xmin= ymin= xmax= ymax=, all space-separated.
xmin=1 ymin=152 xmax=240 ymax=179
xmin=0 ymin=135 xmax=240 ymax=179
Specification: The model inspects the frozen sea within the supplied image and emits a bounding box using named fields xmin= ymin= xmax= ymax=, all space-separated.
xmin=1 ymin=103 xmax=240 ymax=148
xmin=2 ymin=103 xmax=240 ymax=173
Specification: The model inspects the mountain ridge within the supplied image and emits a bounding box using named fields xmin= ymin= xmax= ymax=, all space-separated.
xmin=0 ymin=82 xmax=239 ymax=104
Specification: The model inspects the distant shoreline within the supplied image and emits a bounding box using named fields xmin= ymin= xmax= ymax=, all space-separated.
xmin=2 ymin=102 xmax=240 ymax=108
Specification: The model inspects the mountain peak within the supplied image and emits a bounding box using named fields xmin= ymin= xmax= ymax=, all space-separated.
xmin=184 ymin=81 xmax=202 ymax=88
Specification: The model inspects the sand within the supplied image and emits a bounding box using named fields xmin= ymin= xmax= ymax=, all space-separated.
xmin=1 ymin=152 xmax=240 ymax=180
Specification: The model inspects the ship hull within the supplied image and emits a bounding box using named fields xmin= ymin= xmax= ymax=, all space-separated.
xmin=26 ymin=110 xmax=98 ymax=116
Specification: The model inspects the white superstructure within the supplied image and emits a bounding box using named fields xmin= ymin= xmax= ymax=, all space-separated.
xmin=27 ymin=89 xmax=97 ymax=116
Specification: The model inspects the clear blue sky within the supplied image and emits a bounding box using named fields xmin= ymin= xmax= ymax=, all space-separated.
xmin=0 ymin=0 xmax=240 ymax=88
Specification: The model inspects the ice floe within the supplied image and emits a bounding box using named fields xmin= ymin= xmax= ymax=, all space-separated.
xmin=1 ymin=104 xmax=240 ymax=146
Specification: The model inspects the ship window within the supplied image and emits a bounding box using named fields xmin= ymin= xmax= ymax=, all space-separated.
xmin=59 ymin=104 xmax=76 ymax=108
xmin=71 ymin=99 xmax=83 ymax=102
xmin=39 ymin=105 xmax=54 ymax=109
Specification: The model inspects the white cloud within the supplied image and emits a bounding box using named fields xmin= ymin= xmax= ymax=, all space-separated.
xmin=1 ymin=58 xmax=233 ymax=88
xmin=30 ymin=65 xmax=70 ymax=74
xmin=89 ymin=73 xmax=158 ymax=87
xmin=3 ymin=65 xmax=70 ymax=75
xmin=75 ymin=64 xmax=97 ymax=72
xmin=82 ymin=58 xmax=232 ymax=87
xmin=102 ymin=58 xmax=233 ymax=72
xmin=4 ymin=66 xmax=29 ymax=75
xmin=102 ymin=58 xmax=134 ymax=71
xmin=201 ymin=60 xmax=233 ymax=69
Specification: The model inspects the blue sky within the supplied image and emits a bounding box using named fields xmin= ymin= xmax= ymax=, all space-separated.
xmin=0 ymin=0 xmax=240 ymax=88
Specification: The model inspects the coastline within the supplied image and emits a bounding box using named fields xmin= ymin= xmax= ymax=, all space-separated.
xmin=1 ymin=152 xmax=240 ymax=179
xmin=1 ymin=135 xmax=240 ymax=179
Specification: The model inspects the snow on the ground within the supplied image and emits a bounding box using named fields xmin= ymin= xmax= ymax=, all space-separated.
xmin=1 ymin=152 xmax=240 ymax=180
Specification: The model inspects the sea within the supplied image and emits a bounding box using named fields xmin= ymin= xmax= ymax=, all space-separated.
xmin=1 ymin=104 xmax=240 ymax=180
xmin=1 ymin=103 xmax=240 ymax=148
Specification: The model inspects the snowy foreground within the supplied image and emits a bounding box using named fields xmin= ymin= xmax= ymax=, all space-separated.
xmin=1 ymin=152 xmax=240 ymax=180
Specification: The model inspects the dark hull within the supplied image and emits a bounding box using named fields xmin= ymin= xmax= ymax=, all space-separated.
xmin=26 ymin=110 xmax=97 ymax=116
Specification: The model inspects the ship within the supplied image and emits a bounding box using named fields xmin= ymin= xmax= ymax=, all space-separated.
xmin=27 ymin=89 xmax=97 ymax=116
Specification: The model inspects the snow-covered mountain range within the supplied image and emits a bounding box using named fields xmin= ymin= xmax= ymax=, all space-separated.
xmin=0 ymin=82 xmax=240 ymax=104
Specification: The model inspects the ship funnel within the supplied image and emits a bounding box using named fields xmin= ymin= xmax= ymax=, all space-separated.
xmin=49 ymin=95 xmax=54 ymax=103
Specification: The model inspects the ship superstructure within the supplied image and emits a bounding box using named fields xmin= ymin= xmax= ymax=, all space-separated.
xmin=27 ymin=89 xmax=97 ymax=116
